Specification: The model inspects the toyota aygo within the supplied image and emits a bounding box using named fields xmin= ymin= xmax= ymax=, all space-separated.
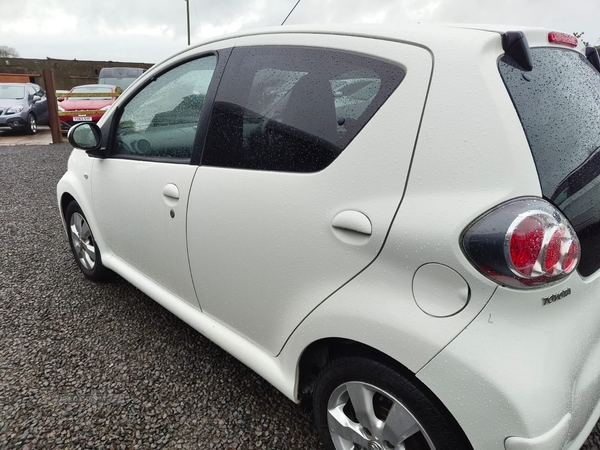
xmin=57 ymin=24 xmax=600 ymax=450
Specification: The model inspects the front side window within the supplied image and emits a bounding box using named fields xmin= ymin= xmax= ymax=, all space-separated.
xmin=202 ymin=46 xmax=405 ymax=172
xmin=114 ymin=55 xmax=217 ymax=160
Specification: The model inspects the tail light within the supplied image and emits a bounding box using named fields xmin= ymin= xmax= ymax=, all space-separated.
xmin=462 ymin=198 xmax=580 ymax=289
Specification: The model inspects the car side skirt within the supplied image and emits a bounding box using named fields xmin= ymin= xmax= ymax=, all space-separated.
xmin=104 ymin=255 xmax=298 ymax=402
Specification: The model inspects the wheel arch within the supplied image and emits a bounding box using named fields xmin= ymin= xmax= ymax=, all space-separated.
xmin=60 ymin=192 xmax=76 ymax=221
xmin=57 ymin=151 xmax=105 ymax=258
xmin=296 ymin=337 xmax=414 ymax=407
xmin=298 ymin=337 xmax=474 ymax=449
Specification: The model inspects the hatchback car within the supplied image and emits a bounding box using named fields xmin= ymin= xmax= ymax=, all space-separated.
xmin=57 ymin=24 xmax=600 ymax=450
xmin=58 ymin=84 xmax=121 ymax=130
xmin=0 ymin=82 xmax=48 ymax=134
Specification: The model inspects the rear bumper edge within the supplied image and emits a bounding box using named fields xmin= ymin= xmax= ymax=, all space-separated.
xmin=504 ymin=413 xmax=570 ymax=450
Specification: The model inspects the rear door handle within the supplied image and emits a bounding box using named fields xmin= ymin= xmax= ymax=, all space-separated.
xmin=332 ymin=210 xmax=372 ymax=235
xmin=162 ymin=183 xmax=180 ymax=207
xmin=163 ymin=183 xmax=180 ymax=200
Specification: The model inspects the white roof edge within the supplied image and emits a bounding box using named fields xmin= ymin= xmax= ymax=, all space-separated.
xmin=195 ymin=22 xmax=559 ymax=43
xmin=428 ymin=23 xmax=549 ymax=34
xmin=165 ymin=23 xmax=495 ymax=63
xmin=163 ymin=22 xmax=584 ymax=65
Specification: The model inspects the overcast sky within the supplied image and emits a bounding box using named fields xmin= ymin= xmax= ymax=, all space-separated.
xmin=1 ymin=0 xmax=598 ymax=63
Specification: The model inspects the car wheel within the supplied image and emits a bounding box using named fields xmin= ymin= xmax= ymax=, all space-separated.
xmin=313 ymin=356 xmax=472 ymax=450
xmin=65 ymin=201 xmax=111 ymax=281
xmin=26 ymin=113 xmax=37 ymax=135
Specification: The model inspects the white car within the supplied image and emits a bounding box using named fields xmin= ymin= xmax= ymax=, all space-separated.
xmin=57 ymin=24 xmax=600 ymax=450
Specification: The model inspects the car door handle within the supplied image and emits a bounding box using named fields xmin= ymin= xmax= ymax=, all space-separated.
xmin=163 ymin=183 xmax=179 ymax=206
xmin=162 ymin=183 xmax=180 ymax=200
xmin=332 ymin=210 xmax=372 ymax=235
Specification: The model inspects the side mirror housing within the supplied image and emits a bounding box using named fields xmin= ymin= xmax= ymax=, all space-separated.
xmin=32 ymin=95 xmax=42 ymax=103
xmin=68 ymin=123 xmax=105 ymax=157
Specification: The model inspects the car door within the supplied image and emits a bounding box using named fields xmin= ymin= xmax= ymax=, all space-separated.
xmin=90 ymin=53 xmax=220 ymax=307
xmin=33 ymin=84 xmax=49 ymax=123
xmin=187 ymin=34 xmax=432 ymax=354
xmin=28 ymin=86 xmax=46 ymax=122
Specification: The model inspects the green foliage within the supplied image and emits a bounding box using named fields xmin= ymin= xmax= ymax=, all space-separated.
xmin=573 ymin=32 xmax=590 ymax=47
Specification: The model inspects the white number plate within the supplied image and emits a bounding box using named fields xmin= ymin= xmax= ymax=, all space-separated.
xmin=73 ymin=116 xmax=92 ymax=122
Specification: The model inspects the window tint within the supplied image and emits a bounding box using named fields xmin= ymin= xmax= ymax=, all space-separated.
xmin=114 ymin=55 xmax=216 ymax=160
xmin=32 ymin=84 xmax=44 ymax=96
xmin=202 ymin=46 xmax=405 ymax=172
xmin=499 ymin=48 xmax=600 ymax=276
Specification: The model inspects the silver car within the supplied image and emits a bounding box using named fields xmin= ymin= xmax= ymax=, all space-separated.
xmin=0 ymin=83 xmax=49 ymax=134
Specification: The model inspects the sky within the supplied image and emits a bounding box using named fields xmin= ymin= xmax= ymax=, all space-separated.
xmin=1 ymin=0 xmax=598 ymax=63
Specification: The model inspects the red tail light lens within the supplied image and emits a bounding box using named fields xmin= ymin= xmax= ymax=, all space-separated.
xmin=509 ymin=215 xmax=544 ymax=276
xmin=463 ymin=198 xmax=580 ymax=289
xmin=544 ymin=227 xmax=565 ymax=275
xmin=564 ymin=241 xmax=580 ymax=273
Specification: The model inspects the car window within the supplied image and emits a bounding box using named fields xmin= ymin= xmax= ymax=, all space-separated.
xmin=202 ymin=46 xmax=405 ymax=172
xmin=70 ymin=86 xmax=114 ymax=101
xmin=114 ymin=55 xmax=217 ymax=160
xmin=27 ymin=86 xmax=36 ymax=101
xmin=99 ymin=77 xmax=138 ymax=90
xmin=0 ymin=85 xmax=25 ymax=99
xmin=499 ymin=48 xmax=600 ymax=277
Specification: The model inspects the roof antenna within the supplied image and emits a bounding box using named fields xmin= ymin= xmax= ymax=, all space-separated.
xmin=281 ymin=0 xmax=301 ymax=26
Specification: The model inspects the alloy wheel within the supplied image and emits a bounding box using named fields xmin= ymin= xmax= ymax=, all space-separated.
xmin=70 ymin=212 xmax=96 ymax=270
xmin=29 ymin=115 xmax=37 ymax=134
xmin=327 ymin=382 xmax=436 ymax=450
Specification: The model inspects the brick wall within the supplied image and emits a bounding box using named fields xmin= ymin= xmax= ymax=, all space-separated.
xmin=0 ymin=57 xmax=153 ymax=90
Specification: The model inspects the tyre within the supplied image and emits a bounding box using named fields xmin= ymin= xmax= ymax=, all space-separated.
xmin=65 ymin=201 xmax=111 ymax=281
xmin=26 ymin=113 xmax=37 ymax=135
xmin=313 ymin=356 xmax=472 ymax=450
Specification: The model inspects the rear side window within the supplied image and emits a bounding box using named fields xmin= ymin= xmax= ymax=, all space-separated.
xmin=499 ymin=48 xmax=600 ymax=276
xmin=202 ymin=46 xmax=405 ymax=172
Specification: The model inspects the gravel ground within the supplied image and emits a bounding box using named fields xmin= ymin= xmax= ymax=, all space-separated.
xmin=0 ymin=143 xmax=599 ymax=450
xmin=0 ymin=144 xmax=323 ymax=449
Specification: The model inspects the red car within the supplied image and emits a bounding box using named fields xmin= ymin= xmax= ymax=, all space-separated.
xmin=58 ymin=84 xmax=121 ymax=130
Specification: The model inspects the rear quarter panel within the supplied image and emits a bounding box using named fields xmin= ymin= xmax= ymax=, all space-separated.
xmin=281 ymin=27 xmax=542 ymax=380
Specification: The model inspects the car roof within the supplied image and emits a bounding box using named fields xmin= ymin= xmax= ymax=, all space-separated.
xmin=171 ymin=23 xmax=585 ymax=60
xmin=191 ymin=22 xmax=560 ymax=45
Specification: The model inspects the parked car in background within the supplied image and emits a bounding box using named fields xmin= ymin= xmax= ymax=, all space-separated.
xmin=0 ymin=82 xmax=48 ymax=134
xmin=98 ymin=67 xmax=144 ymax=91
xmin=59 ymin=24 xmax=600 ymax=450
xmin=55 ymin=90 xmax=69 ymax=102
xmin=58 ymin=84 xmax=121 ymax=130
